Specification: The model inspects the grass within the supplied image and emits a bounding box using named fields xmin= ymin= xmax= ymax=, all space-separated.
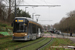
xmin=1 ymin=38 xmax=44 ymax=50
xmin=21 ymin=38 xmax=51 ymax=50
xmin=0 ymin=22 xmax=13 ymax=32
xmin=0 ymin=40 xmax=22 ymax=50
xmin=40 ymin=38 xmax=75 ymax=50
xmin=1 ymin=34 xmax=75 ymax=50
xmin=0 ymin=36 xmax=12 ymax=40
xmin=0 ymin=37 xmax=12 ymax=44
xmin=0 ymin=36 xmax=12 ymax=39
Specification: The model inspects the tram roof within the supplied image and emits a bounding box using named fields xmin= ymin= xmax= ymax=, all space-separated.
xmin=15 ymin=17 xmax=34 ymax=21
xmin=15 ymin=17 xmax=42 ymax=27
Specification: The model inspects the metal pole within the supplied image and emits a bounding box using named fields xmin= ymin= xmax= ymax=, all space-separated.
xmin=36 ymin=18 xmax=38 ymax=22
xmin=35 ymin=14 xmax=40 ymax=22
xmin=32 ymin=14 xmax=33 ymax=20
xmin=15 ymin=0 xmax=16 ymax=17
xmin=25 ymin=7 xmax=28 ymax=12
xmin=32 ymin=13 xmax=35 ymax=20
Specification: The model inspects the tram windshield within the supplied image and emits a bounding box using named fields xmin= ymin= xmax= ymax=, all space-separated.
xmin=13 ymin=23 xmax=27 ymax=32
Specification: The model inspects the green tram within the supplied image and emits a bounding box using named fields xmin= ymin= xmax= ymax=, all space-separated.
xmin=12 ymin=17 xmax=43 ymax=41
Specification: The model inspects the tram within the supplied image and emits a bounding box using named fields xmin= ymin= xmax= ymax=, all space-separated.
xmin=11 ymin=17 xmax=43 ymax=41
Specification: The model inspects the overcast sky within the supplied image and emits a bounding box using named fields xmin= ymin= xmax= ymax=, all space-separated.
xmin=18 ymin=0 xmax=75 ymax=25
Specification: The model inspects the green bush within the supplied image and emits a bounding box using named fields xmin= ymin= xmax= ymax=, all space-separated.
xmin=1 ymin=24 xmax=7 ymax=27
xmin=0 ymin=23 xmax=7 ymax=27
xmin=0 ymin=27 xmax=7 ymax=31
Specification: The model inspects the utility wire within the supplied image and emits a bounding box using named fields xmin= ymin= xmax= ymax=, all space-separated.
xmin=24 ymin=0 xmax=30 ymax=5
xmin=31 ymin=0 xmax=41 ymax=4
xmin=32 ymin=7 xmax=36 ymax=13
xmin=40 ymin=0 xmax=51 ymax=17
xmin=43 ymin=0 xmax=47 ymax=4
xmin=40 ymin=0 xmax=47 ymax=5
xmin=40 ymin=0 xmax=52 ymax=4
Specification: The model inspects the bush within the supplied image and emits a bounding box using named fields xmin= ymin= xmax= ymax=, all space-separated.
xmin=2 ymin=24 xmax=7 ymax=27
xmin=0 ymin=23 xmax=7 ymax=27
xmin=0 ymin=27 xmax=7 ymax=31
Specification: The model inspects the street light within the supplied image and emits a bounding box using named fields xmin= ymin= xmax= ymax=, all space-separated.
xmin=32 ymin=13 xmax=35 ymax=20
xmin=25 ymin=7 xmax=28 ymax=12
xmin=35 ymin=14 xmax=40 ymax=22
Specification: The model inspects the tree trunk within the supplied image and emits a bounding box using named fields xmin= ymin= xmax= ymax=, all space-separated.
xmin=8 ymin=0 xmax=11 ymax=22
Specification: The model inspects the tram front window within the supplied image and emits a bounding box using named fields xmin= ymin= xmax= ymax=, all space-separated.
xmin=14 ymin=23 xmax=27 ymax=32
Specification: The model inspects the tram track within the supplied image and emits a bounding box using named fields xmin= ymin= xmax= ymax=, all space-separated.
xmin=0 ymin=37 xmax=45 ymax=50
xmin=0 ymin=33 xmax=53 ymax=50
xmin=36 ymin=33 xmax=53 ymax=50
xmin=15 ymin=37 xmax=47 ymax=50
xmin=15 ymin=33 xmax=53 ymax=50
xmin=36 ymin=38 xmax=53 ymax=50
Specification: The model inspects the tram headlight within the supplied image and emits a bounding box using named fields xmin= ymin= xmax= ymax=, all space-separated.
xmin=15 ymin=20 xmax=17 ymax=22
xmin=25 ymin=33 xmax=27 ymax=36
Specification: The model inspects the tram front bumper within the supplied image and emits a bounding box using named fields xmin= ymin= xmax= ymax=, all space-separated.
xmin=12 ymin=36 xmax=27 ymax=41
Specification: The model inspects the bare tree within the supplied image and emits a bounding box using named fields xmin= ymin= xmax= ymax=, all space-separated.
xmin=0 ymin=1 xmax=6 ymax=21
xmin=54 ymin=10 xmax=75 ymax=32
xmin=3 ymin=0 xmax=24 ymax=22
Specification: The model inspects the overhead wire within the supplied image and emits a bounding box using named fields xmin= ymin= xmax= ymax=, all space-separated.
xmin=24 ymin=1 xmax=30 ymax=5
xmin=31 ymin=0 xmax=41 ymax=4
xmin=43 ymin=0 xmax=47 ymax=4
xmin=40 ymin=0 xmax=52 ymax=4
xmin=31 ymin=0 xmax=41 ymax=16
xmin=40 ymin=0 xmax=48 ymax=5
xmin=40 ymin=0 xmax=50 ymax=17
xmin=40 ymin=0 xmax=51 ymax=20
xmin=32 ymin=7 xmax=36 ymax=13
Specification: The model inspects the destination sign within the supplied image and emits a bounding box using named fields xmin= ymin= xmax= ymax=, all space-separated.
xmin=15 ymin=20 xmax=24 ymax=22
xmin=18 ymin=20 xmax=23 ymax=22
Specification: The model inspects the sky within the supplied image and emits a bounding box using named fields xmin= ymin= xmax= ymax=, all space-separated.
xmin=3 ymin=0 xmax=75 ymax=25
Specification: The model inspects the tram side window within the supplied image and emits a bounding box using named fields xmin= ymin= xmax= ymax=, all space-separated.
xmin=32 ymin=24 xmax=37 ymax=33
xmin=36 ymin=25 xmax=38 ymax=34
xmin=28 ymin=23 xmax=32 ymax=34
xmin=40 ymin=27 xmax=42 ymax=33
xmin=37 ymin=26 xmax=39 ymax=33
xmin=13 ymin=23 xmax=19 ymax=32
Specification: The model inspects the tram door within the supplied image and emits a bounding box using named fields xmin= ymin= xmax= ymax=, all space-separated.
xmin=38 ymin=28 xmax=41 ymax=37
